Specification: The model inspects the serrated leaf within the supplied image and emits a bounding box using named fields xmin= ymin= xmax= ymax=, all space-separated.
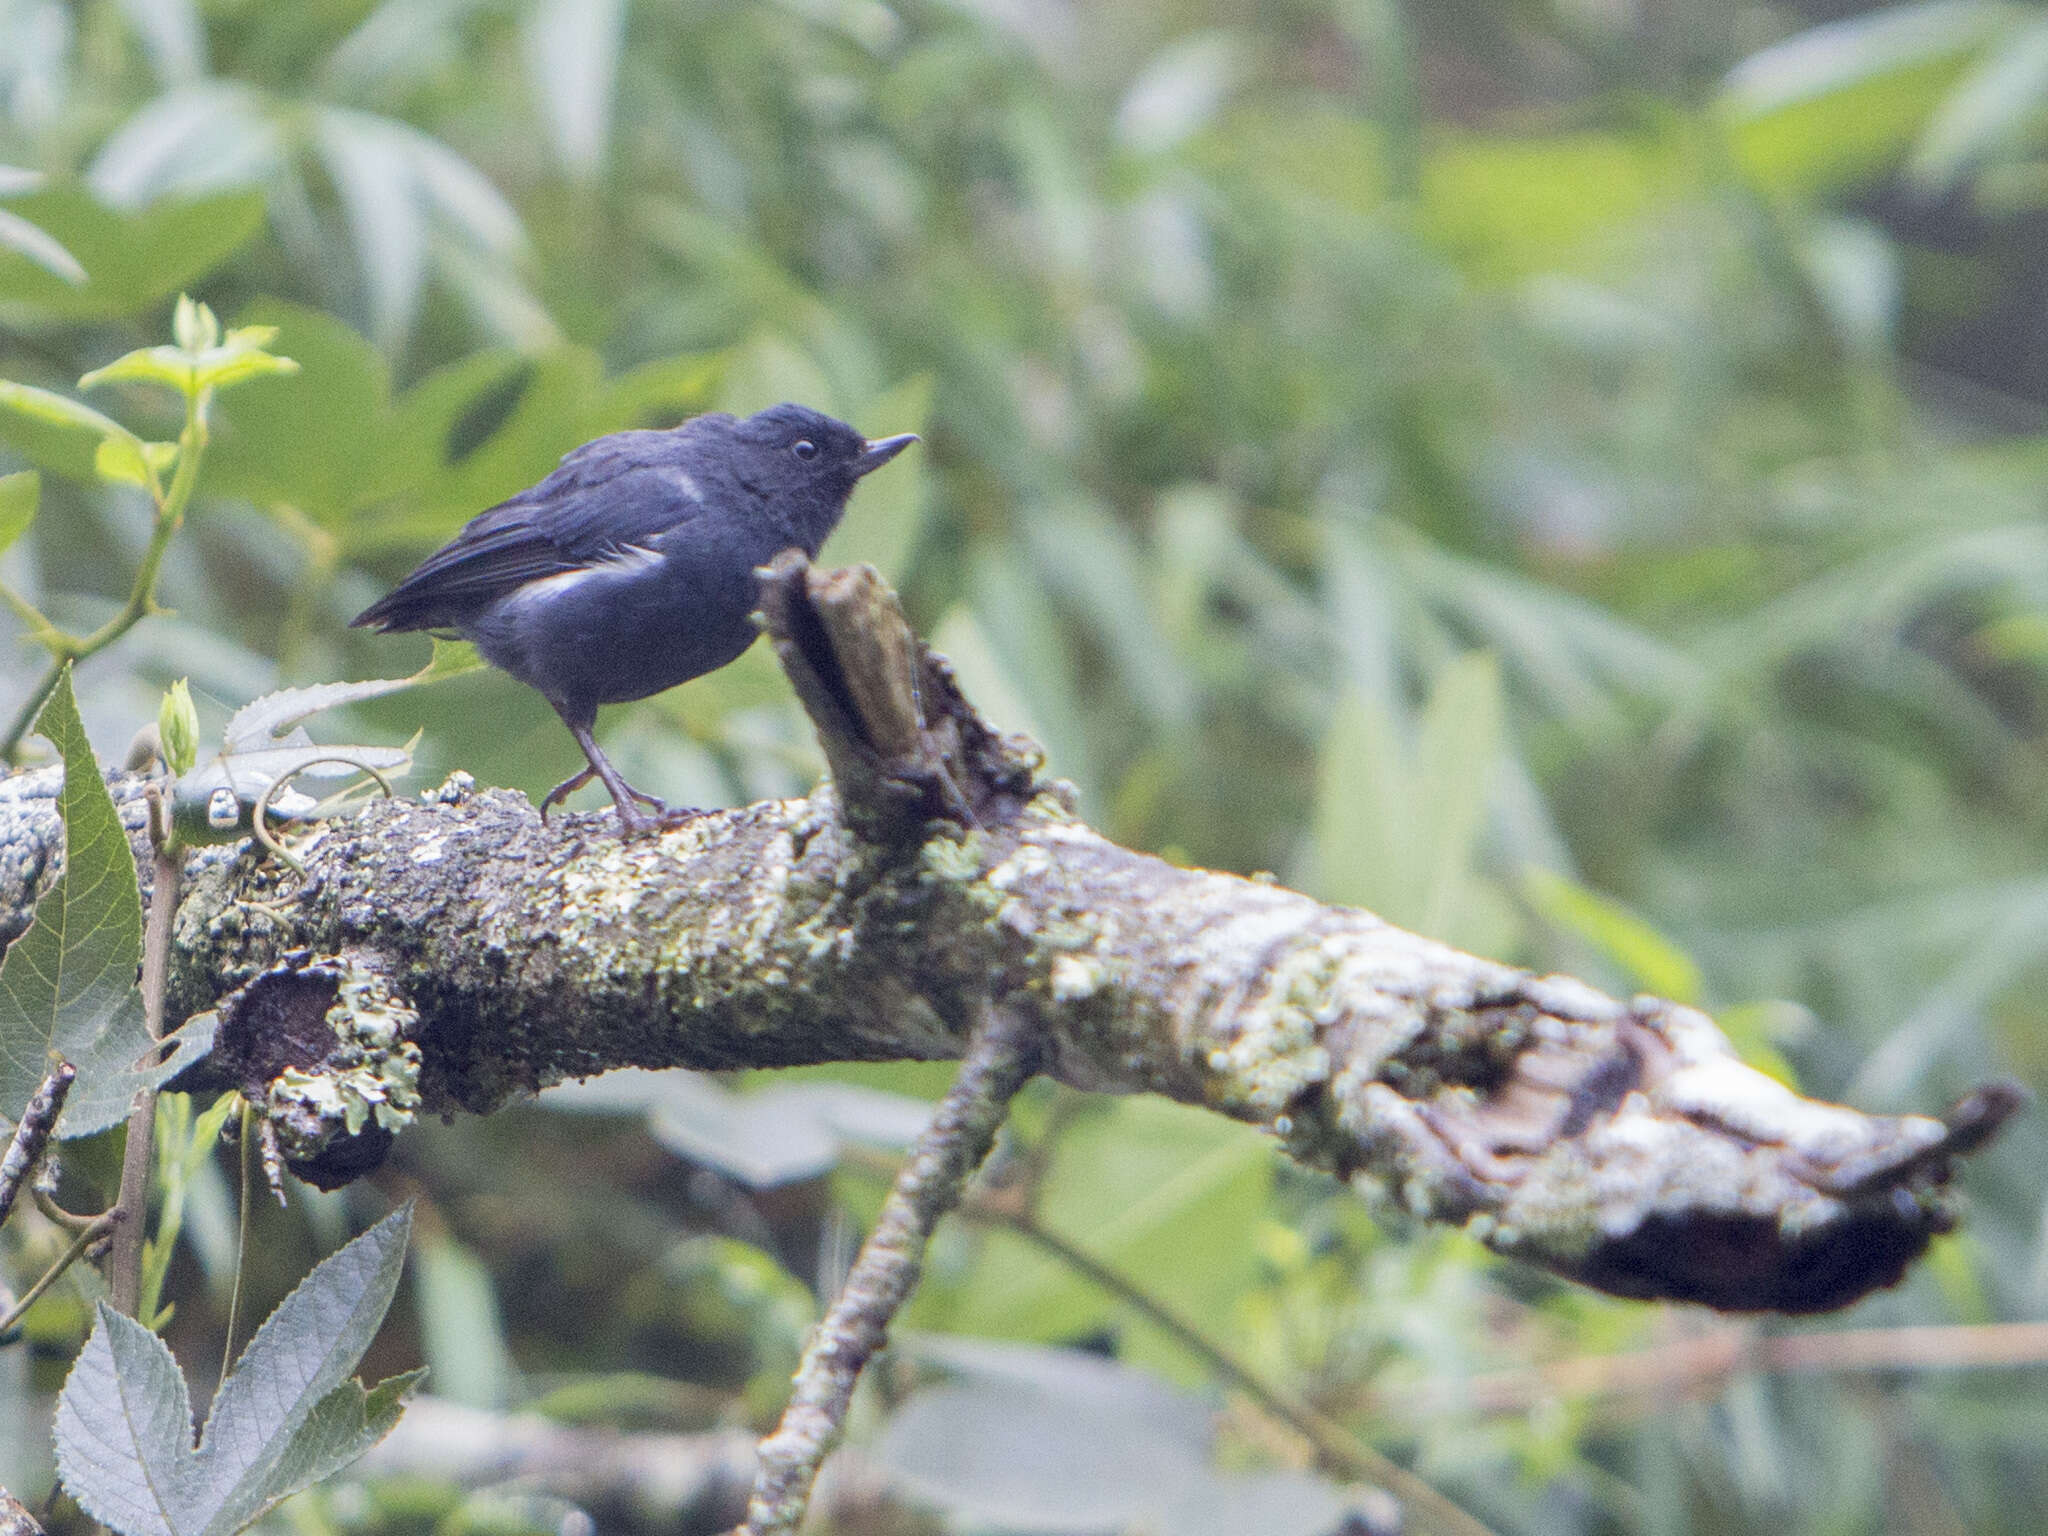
xmin=0 ymin=469 xmax=38 ymax=555
xmin=196 ymin=1205 xmax=415 ymax=1532
xmin=415 ymin=637 xmax=485 ymax=685
xmin=0 ymin=668 xmax=214 ymax=1137
xmin=56 ymin=1206 xmax=416 ymax=1536
xmin=171 ymin=743 xmax=413 ymax=848
xmin=53 ymin=1306 xmax=204 ymax=1536
xmin=263 ymin=1369 xmax=424 ymax=1506
xmin=222 ymin=646 xmax=480 ymax=753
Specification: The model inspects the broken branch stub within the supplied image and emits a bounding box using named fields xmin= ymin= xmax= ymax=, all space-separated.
xmin=750 ymin=553 xmax=2022 ymax=1314
xmin=130 ymin=558 xmax=2023 ymax=1313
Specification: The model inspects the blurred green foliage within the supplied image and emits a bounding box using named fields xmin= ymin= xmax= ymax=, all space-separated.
xmin=6 ymin=0 xmax=2048 ymax=1532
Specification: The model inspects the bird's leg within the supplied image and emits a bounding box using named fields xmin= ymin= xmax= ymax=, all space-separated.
xmin=563 ymin=720 xmax=668 ymax=836
xmin=537 ymin=764 xmax=666 ymax=821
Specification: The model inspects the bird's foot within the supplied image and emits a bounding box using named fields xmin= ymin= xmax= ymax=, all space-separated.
xmin=609 ymin=802 xmax=711 ymax=838
xmin=538 ymin=767 xmax=597 ymax=822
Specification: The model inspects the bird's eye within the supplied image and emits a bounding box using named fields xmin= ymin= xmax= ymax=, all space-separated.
xmin=792 ymin=439 xmax=818 ymax=460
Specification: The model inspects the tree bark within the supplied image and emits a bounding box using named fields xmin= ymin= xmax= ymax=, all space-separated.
xmin=0 ymin=557 xmax=2019 ymax=1314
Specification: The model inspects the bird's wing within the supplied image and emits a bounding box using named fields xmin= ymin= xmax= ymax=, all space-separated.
xmin=353 ymin=440 xmax=712 ymax=630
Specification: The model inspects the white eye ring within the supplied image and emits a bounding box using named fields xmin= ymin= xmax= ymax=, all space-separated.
xmin=792 ymin=439 xmax=818 ymax=459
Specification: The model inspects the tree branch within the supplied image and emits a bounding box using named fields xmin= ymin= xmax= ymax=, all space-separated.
xmin=0 ymin=1487 xmax=45 ymax=1536
xmin=0 ymin=559 xmax=2019 ymax=1315
xmin=0 ymin=1062 xmax=71 ymax=1231
xmin=737 ymin=1001 xmax=1038 ymax=1535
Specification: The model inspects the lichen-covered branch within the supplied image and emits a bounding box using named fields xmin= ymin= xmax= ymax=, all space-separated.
xmin=0 ymin=1063 xmax=71 ymax=1231
xmin=0 ymin=1487 xmax=45 ymax=1536
xmin=738 ymin=1003 xmax=1037 ymax=1536
xmin=0 ymin=560 xmax=2018 ymax=1311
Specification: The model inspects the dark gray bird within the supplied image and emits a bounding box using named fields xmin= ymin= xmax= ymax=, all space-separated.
xmin=353 ymin=403 xmax=917 ymax=835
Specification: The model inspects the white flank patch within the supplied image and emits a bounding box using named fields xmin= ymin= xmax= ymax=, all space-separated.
xmin=507 ymin=544 xmax=663 ymax=608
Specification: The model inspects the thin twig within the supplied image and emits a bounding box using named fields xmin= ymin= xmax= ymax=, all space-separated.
xmin=982 ymin=1205 xmax=1500 ymax=1536
xmin=31 ymin=1188 xmax=98 ymax=1232
xmin=0 ymin=385 xmax=205 ymax=762
xmin=734 ymin=1004 xmax=1040 ymax=1536
xmin=0 ymin=1062 xmax=73 ymax=1230
xmin=0 ymin=1211 xmax=118 ymax=1337
xmin=222 ymin=1097 xmax=256 ymax=1376
xmin=107 ymin=789 xmax=179 ymax=1317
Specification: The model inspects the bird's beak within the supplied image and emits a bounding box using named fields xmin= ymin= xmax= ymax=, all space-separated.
xmin=854 ymin=433 xmax=919 ymax=477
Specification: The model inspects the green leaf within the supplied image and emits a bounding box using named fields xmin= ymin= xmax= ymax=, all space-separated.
xmin=920 ymin=1099 xmax=1270 ymax=1358
xmin=0 ymin=379 xmax=151 ymax=486
xmin=394 ymin=346 xmax=606 ymax=533
xmin=173 ymin=294 xmax=218 ymax=353
xmin=1306 ymin=654 xmax=1505 ymax=947
xmin=522 ymin=0 xmax=626 ymax=177
xmin=0 ymin=206 xmax=86 ymax=284
xmin=55 ymin=1205 xmax=417 ymax=1536
xmin=158 ymin=680 xmax=200 ymax=778
xmin=415 ymin=638 xmax=486 ymax=687
xmin=0 ymin=668 xmax=213 ymax=1136
xmin=93 ymin=434 xmax=155 ymax=488
xmin=206 ymin=302 xmax=403 ymax=525
xmin=0 ymin=469 xmax=38 ymax=556
xmin=0 ymin=186 xmax=264 ymax=320
xmin=221 ymin=646 xmax=482 ymax=754
xmin=1306 ymin=690 xmax=1409 ymax=917
xmin=1910 ymin=18 xmax=2048 ymax=190
xmin=0 ymin=379 xmax=139 ymax=445
xmin=315 ymin=107 xmax=429 ymax=348
xmin=1722 ymin=1 xmax=2004 ymax=196
xmin=413 ymin=1229 xmax=512 ymax=1409
xmin=78 ymin=331 xmax=299 ymax=402
xmin=1410 ymin=650 xmax=1502 ymax=941
xmin=1420 ymin=132 xmax=1672 ymax=281
xmin=1521 ymin=866 xmax=1703 ymax=1005
xmin=51 ymin=1306 xmax=200 ymax=1536
xmin=262 ymin=1369 xmax=425 ymax=1509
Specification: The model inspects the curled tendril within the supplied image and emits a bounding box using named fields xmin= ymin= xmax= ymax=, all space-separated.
xmin=248 ymin=754 xmax=396 ymax=872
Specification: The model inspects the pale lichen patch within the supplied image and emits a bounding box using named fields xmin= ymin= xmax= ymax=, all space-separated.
xmin=266 ymin=968 xmax=424 ymax=1164
xmin=1202 ymin=935 xmax=1338 ymax=1119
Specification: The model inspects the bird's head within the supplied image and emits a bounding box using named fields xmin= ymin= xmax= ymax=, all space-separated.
xmin=730 ymin=403 xmax=918 ymax=542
